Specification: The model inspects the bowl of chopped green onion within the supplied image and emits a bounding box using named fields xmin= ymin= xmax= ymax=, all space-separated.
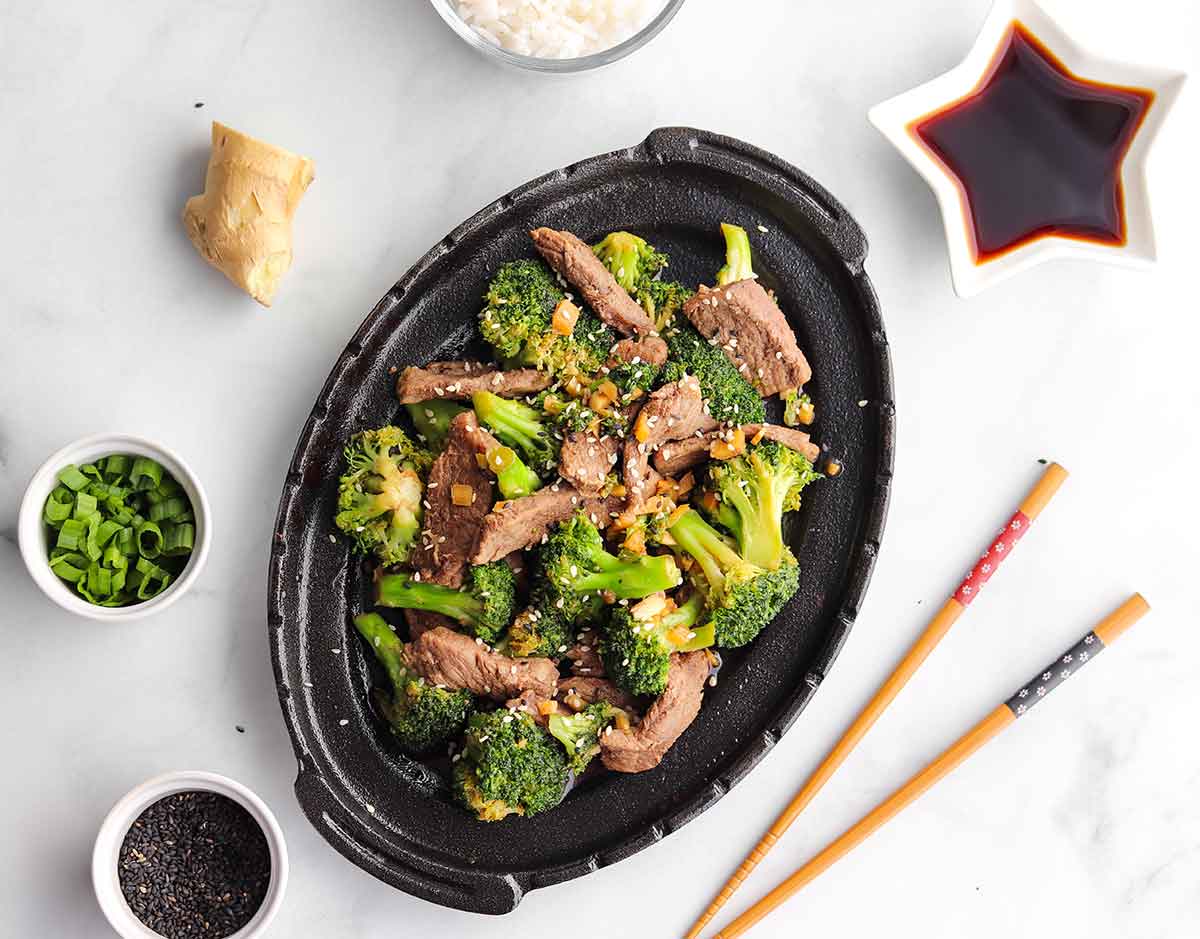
xmin=18 ymin=434 xmax=211 ymax=620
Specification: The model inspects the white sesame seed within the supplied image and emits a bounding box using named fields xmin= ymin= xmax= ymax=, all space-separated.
xmin=339 ymin=718 xmax=349 ymax=726
xmin=331 ymin=648 xmax=341 ymax=654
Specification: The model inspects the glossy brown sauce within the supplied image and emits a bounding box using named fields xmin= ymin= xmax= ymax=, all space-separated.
xmin=912 ymin=21 xmax=1154 ymax=264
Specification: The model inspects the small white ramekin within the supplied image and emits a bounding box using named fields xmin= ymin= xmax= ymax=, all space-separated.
xmin=17 ymin=433 xmax=212 ymax=622
xmin=93 ymin=771 xmax=289 ymax=939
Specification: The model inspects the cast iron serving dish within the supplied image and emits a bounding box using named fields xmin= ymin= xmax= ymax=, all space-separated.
xmin=268 ymin=127 xmax=894 ymax=914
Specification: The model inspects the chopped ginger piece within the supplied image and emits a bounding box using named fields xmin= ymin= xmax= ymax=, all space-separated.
xmin=710 ymin=427 xmax=746 ymax=461
xmin=551 ymin=299 xmax=580 ymax=336
xmin=634 ymin=411 xmax=651 ymax=443
xmin=451 ymin=484 xmax=475 ymax=506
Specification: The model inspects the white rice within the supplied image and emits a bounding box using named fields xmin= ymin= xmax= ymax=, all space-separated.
xmin=453 ymin=0 xmax=664 ymax=59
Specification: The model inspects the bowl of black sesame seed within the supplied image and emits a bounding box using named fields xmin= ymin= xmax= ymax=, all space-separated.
xmin=92 ymin=771 xmax=287 ymax=939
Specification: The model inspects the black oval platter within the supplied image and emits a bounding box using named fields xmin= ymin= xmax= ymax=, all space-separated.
xmin=268 ymin=126 xmax=894 ymax=915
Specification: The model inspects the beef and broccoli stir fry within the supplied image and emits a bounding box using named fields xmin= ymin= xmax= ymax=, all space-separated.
xmin=334 ymin=223 xmax=823 ymax=820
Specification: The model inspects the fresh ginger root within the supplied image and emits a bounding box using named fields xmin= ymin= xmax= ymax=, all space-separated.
xmin=183 ymin=122 xmax=314 ymax=306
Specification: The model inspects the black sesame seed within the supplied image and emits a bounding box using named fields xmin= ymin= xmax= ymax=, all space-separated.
xmin=118 ymin=791 xmax=270 ymax=938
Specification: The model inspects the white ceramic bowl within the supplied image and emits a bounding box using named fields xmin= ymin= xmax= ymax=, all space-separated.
xmin=17 ymin=433 xmax=212 ymax=622
xmin=93 ymin=771 xmax=288 ymax=939
xmin=428 ymin=0 xmax=687 ymax=74
xmin=868 ymin=0 xmax=1186 ymax=297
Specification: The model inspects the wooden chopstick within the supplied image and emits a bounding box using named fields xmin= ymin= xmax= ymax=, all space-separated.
xmin=708 ymin=593 xmax=1150 ymax=939
xmin=684 ymin=462 xmax=1068 ymax=939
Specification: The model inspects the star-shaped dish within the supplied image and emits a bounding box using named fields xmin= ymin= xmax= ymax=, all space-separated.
xmin=869 ymin=0 xmax=1185 ymax=297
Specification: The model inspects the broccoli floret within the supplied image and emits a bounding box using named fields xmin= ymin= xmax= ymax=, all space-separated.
xmin=662 ymin=323 xmax=766 ymax=425
xmin=482 ymin=443 xmax=541 ymax=499
xmin=537 ymin=512 xmax=682 ymax=627
xmin=593 ymin=231 xmax=668 ymax=294
xmin=376 ymin=562 xmax=516 ymax=645
xmin=453 ymin=709 xmax=568 ymax=821
xmin=716 ymin=222 xmax=754 ymax=286
xmin=335 ymin=426 xmax=432 ymax=565
xmin=602 ymin=591 xmax=713 ymax=697
xmin=478 ymin=259 xmax=616 ymax=381
xmin=502 ymin=607 xmax=569 ymax=660
xmin=353 ymin=613 xmax=473 ymax=754
xmin=638 ymin=279 xmax=694 ymax=332
xmin=534 ymin=390 xmax=629 ymax=440
xmin=668 ymin=507 xmax=799 ymax=648
xmin=606 ymin=356 xmax=662 ymax=397
xmin=701 ymin=440 xmax=821 ymax=571
xmin=506 ymin=513 xmax=682 ymax=657
xmin=405 ymin=400 xmax=467 ymax=451
xmin=548 ymin=702 xmax=623 ymax=774
xmin=472 ymin=390 xmax=559 ymax=475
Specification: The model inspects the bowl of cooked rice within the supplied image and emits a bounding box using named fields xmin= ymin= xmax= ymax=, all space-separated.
xmin=429 ymin=0 xmax=687 ymax=72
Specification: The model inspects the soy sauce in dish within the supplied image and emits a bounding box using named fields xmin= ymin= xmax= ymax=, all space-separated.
xmin=911 ymin=21 xmax=1154 ymax=264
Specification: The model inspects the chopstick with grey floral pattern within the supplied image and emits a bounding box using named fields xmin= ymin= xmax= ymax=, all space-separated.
xmin=707 ymin=593 xmax=1150 ymax=939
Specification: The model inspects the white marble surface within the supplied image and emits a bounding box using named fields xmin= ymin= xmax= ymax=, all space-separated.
xmin=2 ymin=1 xmax=1197 ymax=936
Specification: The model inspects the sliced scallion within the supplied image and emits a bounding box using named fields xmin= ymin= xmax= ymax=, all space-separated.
xmin=58 ymin=464 xmax=90 ymax=492
xmin=136 ymin=520 xmax=164 ymax=559
xmin=130 ymin=457 xmax=163 ymax=491
xmin=56 ymin=518 xmax=86 ymax=551
xmin=43 ymin=487 xmax=74 ymax=527
xmin=73 ymin=492 xmax=98 ymax=519
xmin=149 ymin=496 xmax=189 ymax=523
xmin=162 ymin=522 xmax=195 ymax=556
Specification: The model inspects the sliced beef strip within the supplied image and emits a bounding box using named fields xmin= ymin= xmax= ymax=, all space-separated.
xmin=608 ymin=336 xmax=668 ymax=369
xmin=622 ymin=437 xmax=661 ymax=513
xmin=557 ymin=676 xmax=639 ymax=714
xmin=530 ymin=227 xmax=655 ymax=336
xmin=470 ymin=484 xmax=623 ymax=564
xmin=559 ymin=431 xmax=619 ymax=496
xmin=684 ymin=279 xmax=812 ymax=396
xmin=404 ymin=627 xmax=558 ymax=701
xmin=637 ymin=375 xmax=720 ymax=442
xmin=600 ymin=651 xmax=711 ymax=773
xmin=396 ymin=362 xmax=551 ymax=404
xmin=403 ymin=609 xmax=453 ymax=641
xmin=565 ymin=627 xmax=604 ymax=677
xmin=412 ymin=411 xmax=495 ymax=587
xmin=623 ymin=377 xmax=717 ymax=511
xmin=653 ymin=423 xmax=822 ymax=476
